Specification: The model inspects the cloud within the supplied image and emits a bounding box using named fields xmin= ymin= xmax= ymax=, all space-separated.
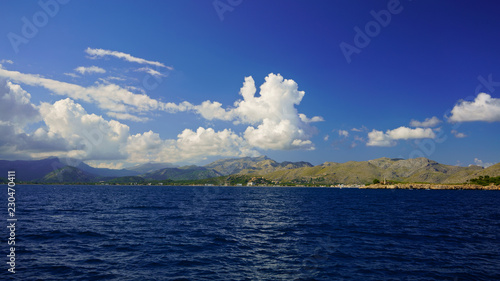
xmin=0 ymin=81 xmax=41 ymax=127
xmin=135 ymin=67 xmax=166 ymax=78
xmin=324 ymin=134 xmax=329 ymax=141
xmin=161 ymin=101 xmax=194 ymax=113
xmin=0 ymin=121 xmax=70 ymax=159
xmin=176 ymin=127 xmax=259 ymax=161
xmin=194 ymin=73 xmax=321 ymax=150
xmin=451 ymin=130 xmax=467 ymax=138
xmin=106 ymin=112 xmax=150 ymax=122
xmin=299 ymin=114 xmax=324 ymax=123
xmin=410 ymin=116 xmax=441 ymax=127
xmin=0 ymin=70 xmax=321 ymax=162
xmin=351 ymin=135 xmax=365 ymax=148
xmin=338 ymin=130 xmax=349 ymax=137
xmin=194 ymin=100 xmax=234 ymax=121
xmin=64 ymin=72 xmax=80 ymax=78
xmin=0 ymin=68 xmax=319 ymax=152
xmin=233 ymin=74 xmax=308 ymax=124
xmin=0 ymin=65 xmax=189 ymax=120
xmin=0 ymin=81 xmax=257 ymax=164
xmin=367 ymin=130 xmax=395 ymax=147
xmin=84 ymin=161 xmax=125 ymax=170
xmin=74 ymin=66 xmax=106 ymax=75
xmin=367 ymin=126 xmax=436 ymax=147
xmin=37 ymin=99 xmax=258 ymax=163
xmin=244 ymin=119 xmax=314 ymax=150
xmin=38 ymin=98 xmax=130 ymax=160
xmin=0 ymin=59 xmax=13 ymax=65
xmin=474 ymin=158 xmax=494 ymax=168
xmin=85 ymin=47 xmax=173 ymax=70
xmin=386 ymin=126 xmax=436 ymax=140
xmin=105 ymin=76 xmax=126 ymax=81
xmin=448 ymin=93 xmax=500 ymax=122
xmin=126 ymin=127 xmax=259 ymax=163
xmin=351 ymin=126 xmax=367 ymax=132
xmin=0 ymin=81 xmax=68 ymax=158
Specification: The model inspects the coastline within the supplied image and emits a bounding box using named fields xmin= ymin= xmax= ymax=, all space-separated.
xmin=361 ymin=183 xmax=500 ymax=190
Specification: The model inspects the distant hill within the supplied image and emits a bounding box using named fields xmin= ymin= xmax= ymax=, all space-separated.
xmin=59 ymin=158 xmax=140 ymax=177
xmin=0 ymin=156 xmax=498 ymax=185
xmin=143 ymin=165 xmax=223 ymax=181
xmin=0 ymin=158 xmax=66 ymax=181
xmin=126 ymin=162 xmax=176 ymax=174
xmin=41 ymin=166 xmax=97 ymax=183
xmin=476 ymin=163 xmax=500 ymax=177
xmin=262 ymin=157 xmax=486 ymax=185
xmin=204 ymin=156 xmax=313 ymax=175
xmin=0 ymin=157 xmax=139 ymax=181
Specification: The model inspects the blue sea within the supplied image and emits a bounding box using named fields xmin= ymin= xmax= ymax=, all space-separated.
xmin=2 ymin=185 xmax=500 ymax=280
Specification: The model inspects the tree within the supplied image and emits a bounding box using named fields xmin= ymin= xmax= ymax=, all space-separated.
xmin=373 ymin=179 xmax=380 ymax=184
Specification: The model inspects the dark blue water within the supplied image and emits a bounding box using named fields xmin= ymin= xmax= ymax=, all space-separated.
xmin=2 ymin=185 xmax=500 ymax=280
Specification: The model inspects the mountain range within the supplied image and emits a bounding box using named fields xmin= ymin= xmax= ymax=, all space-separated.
xmin=0 ymin=156 xmax=498 ymax=185
xmin=263 ymin=157 xmax=500 ymax=184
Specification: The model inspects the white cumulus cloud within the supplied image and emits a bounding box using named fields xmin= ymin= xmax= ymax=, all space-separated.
xmin=34 ymin=98 xmax=255 ymax=163
xmin=126 ymin=127 xmax=258 ymax=164
xmin=38 ymin=98 xmax=130 ymax=160
xmin=338 ymin=130 xmax=349 ymax=137
xmin=0 ymin=81 xmax=41 ymax=128
xmin=0 ymin=87 xmax=258 ymax=164
xmin=244 ymin=119 xmax=314 ymax=150
xmin=367 ymin=129 xmax=395 ymax=147
xmin=386 ymin=126 xmax=436 ymax=140
xmin=299 ymin=113 xmax=324 ymax=123
xmin=0 ymin=81 xmax=68 ymax=158
xmin=410 ymin=116 xmax=441 ymax=127
xmin=367 ymin=126 xmax=436 ymax=147
xmin=0 ymin=69 xmax=322 ymax=161
xmin=74 ymin=66 xmax=106 ymax=75
xmin=448 ymin=93 xmax=500 ymax=122
xmin=451 ymin=130 xmax=467 ymax=138
xmin=194 ymin=73 xmax=321 ymax=150
xmin=474 ymin=158 xmax=494 ymax=168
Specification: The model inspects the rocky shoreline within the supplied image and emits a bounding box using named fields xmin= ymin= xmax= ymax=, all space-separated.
xmin=361 ymin=183 xmax=500 ymax=190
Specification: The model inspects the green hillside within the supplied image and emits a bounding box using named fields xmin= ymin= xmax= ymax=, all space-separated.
xmin=144 ymin=165 xmax=222 ymax=181
xmin=262 ymin=157 xmax=487 ymax=185
xmin=41 ymin=166 xmax=97 ymax=183
xmin=204 ymin=156 xmax=313 ymax=175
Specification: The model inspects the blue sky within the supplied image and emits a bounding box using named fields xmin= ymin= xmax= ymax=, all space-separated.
xmin=0 ymin=0 xmax=499 ymax=168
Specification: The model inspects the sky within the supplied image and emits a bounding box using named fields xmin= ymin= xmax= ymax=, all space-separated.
xmin=0 ymin=0 xmax=499 ymax=169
